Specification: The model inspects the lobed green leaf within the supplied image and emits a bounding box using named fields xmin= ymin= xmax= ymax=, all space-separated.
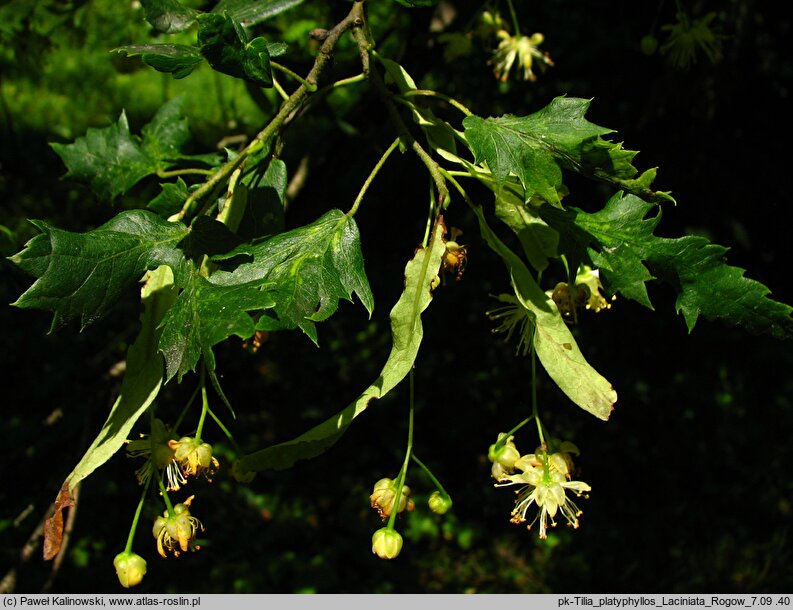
xmin=211 ymin=209 xmax=374 ymax=344
xmin=197 ymin=12 xmax=274 ymax=87
xmin=463 ymin=97 xmax=673 ymax=207
xmin=11 ymin=210 xmax=188 ymax=331
xmin=543 ymin=193 xmax=793 ymax=339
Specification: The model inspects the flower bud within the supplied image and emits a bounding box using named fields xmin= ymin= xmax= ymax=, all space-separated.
xmin=370 ymin=478 xmax=414 ymax=519
xmin=371 ymin=527 xmax=403 ymax=560
xmin=113 ymin=552 xmax=147 ymax=588
xmin=488 ymin=433 xmax=521 ymax=480
xmin=428 ymin=491 xmax=453 ymax=515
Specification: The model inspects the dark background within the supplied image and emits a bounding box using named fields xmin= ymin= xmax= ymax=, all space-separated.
xmin=1 ymin=0 xmax=791 ymax=593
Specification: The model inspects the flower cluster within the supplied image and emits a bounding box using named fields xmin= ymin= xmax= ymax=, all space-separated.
xmin=491 ymin=31 xmax=554 ymax=82
xmin=490 ymin=435 xmax=590 ymax=539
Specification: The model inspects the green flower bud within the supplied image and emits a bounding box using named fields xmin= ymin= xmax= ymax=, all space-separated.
xmin=428 ymin=491 xmax=453 ymax=515
xmin=113 ymin=552 xmax=147 ymax=588
xmin=371 ymin=527 xmax=403 ymax=560
xmin=640 ymin=34 xmax=658 ymax=55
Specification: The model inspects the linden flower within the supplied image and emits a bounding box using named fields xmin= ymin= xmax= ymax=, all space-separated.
xmin=168 ymin=437 xmax=219 ymax=479
xmin=127 ymin=419 xmax=186 ymax=491
xmin=498 ymin=452 xmax=591 ymax=539
xmin=487 ymin=294 xmax=534 ymax=356
xmin=491 ymin=31 xmax=554 ymax=82
xmin=370 ymin=478 xmax=415 ymax=520
xmin=151 ymin=496 xmax=204 ymax=558
xmin=488 ymin=432 xmax=522 ymax=480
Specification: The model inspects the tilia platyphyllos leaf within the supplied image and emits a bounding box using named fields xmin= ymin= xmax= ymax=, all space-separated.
xmin=542 ymin=192 xmax=793 ymax=339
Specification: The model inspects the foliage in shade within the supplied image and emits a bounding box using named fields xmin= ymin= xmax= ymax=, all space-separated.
xmin=139 ymin=0 xmax=198 ymax=33
xmin=196 ymin=12 xmax=275 ymax=87
xmin=49 ymin=97 xmax=213 ymax=201
xmin=60 ymin=266 xmax=176 ymax=495
xmin=113 ymin=44 xmax=204 ymax=79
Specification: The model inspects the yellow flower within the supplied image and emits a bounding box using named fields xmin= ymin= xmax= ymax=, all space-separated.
xmin=491 ymin=31 xmax=554 ymax=82
xmin=126 ymin=419 xmax=186 ymax=491
xmin=151 ymin=496 xmax=204 ymax=558
xmin=497 ymin=451 xmax=590 ymax=539
xmin=168 ymin=437 xmax=219 ymax=480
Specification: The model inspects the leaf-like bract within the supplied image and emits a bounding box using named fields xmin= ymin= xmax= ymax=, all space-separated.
xmin=11 ymin=210 xmax=187 ymax=331
xmin=237 ymin=219 xmax=447 ymax=471
xmin=50 ymin=97 xmax=200 ymax=201
xmin=543 ymin=192 xmax=793 ymax=339
xmin=114 ymin=44 xmax=204 ymax=79
xmin=474 ymin=206 xmax=616 ymax=420
xmin=463 ymin=97 xmax=673 ymax=207
xmin=59 ymin=266 xmax=176 ymax=495
xmin=211 ymin=209 xmax=373 ymax=344
xmin=197 ymin=12 xmax=273 ymax=87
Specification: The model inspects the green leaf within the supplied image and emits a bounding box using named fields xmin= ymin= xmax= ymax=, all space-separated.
xmin=139 ymin=0 xmax=198 ymax=33
xmin=545 ymin=193 xmax=793 ymax=339
xmin=50 ymin=97 xmax=201 ymax=201
xmin=237 ymin=158 xmax=287 ymax=239
xmin=237 ymin=219 xmax=447 ymax=471
xmin=474 ymin=206 xmax=616 ymax=420
xmin=51 ymin=112 xmax=154 ymax=201
xmin=212 ymin=0 xmax=305 ymax=27
xmin=463 ymin=97 xmax=673 ymax=206
xmin=148 ymin=178 xmax=191 ymax=217
xmin=159 ymin=271 xmax=274 ymax=382
xmin=211 ymin=209 xmax=374 ymax=344
xmin=61 ymin=266 xmax=176 ymax=493
xmin=114 ymin=44 xmax=204 ymax=79
xmin=11 ymin=210 xmax=187 ymax=331
xmin=196 ymin=12 xmax=273 ymax=87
